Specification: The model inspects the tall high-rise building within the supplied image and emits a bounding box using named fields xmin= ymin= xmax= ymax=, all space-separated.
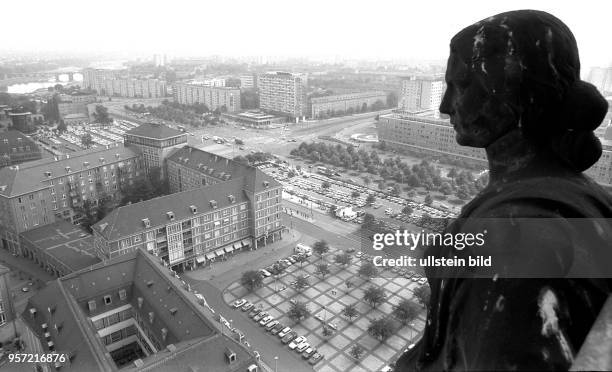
xmin=399 ymin=76 xmax=446 ymax=112
xmin=173 ymin=83 xmax=240 ymax=112
xmin=153 ymin=53 xmax=167 ymax=67
xmin=239 ymin=74 xmax=257 ymax=89
xmin=258 ymin=72 xmax=307 ymax=119
xmin=82 ymin=68 xmax=122 ymax=93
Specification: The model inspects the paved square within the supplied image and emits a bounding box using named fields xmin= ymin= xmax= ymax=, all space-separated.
xmin=226 ymin=254 xmax=427 ymax=372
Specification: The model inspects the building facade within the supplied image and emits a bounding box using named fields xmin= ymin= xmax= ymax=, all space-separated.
xmin=0 ymin=146 xmax=142 ymax=255
xmin=123 ymin=123 xmax=187 ymax=177
xmin=309 ymin=91 xmax=387 ymax=118
xmin=57 ymin=92 xmax=96 ymax=120
xmin=0 ymin=263 xmax=16 ymax=343
xmin=258 ymin=72 xmax=307 ymax=119
xmin=93 ymin=146 xmax=283 ymax=270
xmin=8 ymin=112 xmax=35 ymax=133
xmin=82 ymin=68 xmax=123 ymax=93
xmin=173 ymin=83 xmax=240 ymax=112
xmin=377 ymin=111 xmax=487 ymax=163
xmin=239 ymin=74 xmax=257 ymax=89
xmin=379 ymin=110 xmax=612 ymax=187
xmin=103 ymin=78 xmax=167 ymax=98
xmin=400 ymin=76 xmax=446 ymax=112
xmin=0 ymin=131 xmax=42 ymax=168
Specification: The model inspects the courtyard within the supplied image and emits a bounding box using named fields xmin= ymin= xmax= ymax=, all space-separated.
xmin=224 ymin=246 xmax=426 ymax=372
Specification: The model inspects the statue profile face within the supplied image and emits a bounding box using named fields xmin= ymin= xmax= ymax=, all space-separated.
xmin=440 ymin=22 xmax=522 ymax=148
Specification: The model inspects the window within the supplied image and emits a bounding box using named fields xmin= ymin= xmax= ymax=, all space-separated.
xmin=88 ymin=300 xmax=96 ymax=312
xmin=104 ymin=295 xmax=112 ymax=305
xmin=119 ymin=289 xmax=127 ymax=300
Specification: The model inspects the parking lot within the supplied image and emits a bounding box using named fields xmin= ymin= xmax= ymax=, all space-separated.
xmin=224 ymin=246 xmax=427 ymax=372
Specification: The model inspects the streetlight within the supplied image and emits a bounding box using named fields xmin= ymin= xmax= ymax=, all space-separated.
xmin=274 ymin=356 xmax=279 ymax=372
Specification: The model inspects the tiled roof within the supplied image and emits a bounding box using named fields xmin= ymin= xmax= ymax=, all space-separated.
xmin=0 ymin=130 xmax=39 ymax=156
xmin=167 ymin=146 xmax=280 ymax=193
xmin=125 ymin=123 xmax=185 ymax=140
xmin=0 ymin=145 xmax=139 ymax=197
xmin=93 ymin=177 xmax=251 ymax=241
xmin=21 ymin=249 xmax=251 ymax=371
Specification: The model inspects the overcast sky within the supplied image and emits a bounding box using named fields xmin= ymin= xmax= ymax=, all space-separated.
xmin=4 ymin=0 xmax=611 ymax=68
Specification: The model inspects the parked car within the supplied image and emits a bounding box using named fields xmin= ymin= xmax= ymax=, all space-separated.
xmin=296 ymin=342 xmax=310 ymax=353
xmin=259 ymin=316 xmax=273 ymax=326
xmin=281 ymin=331 xmax=298 ymax=344
xmin=270 ymin=323 xmax=284 ymax=335
xmin=309 ymin=353 xmax=323 ymax=365
xmin=302 ymin=347 xmax=315 ymax=359
xmin=266 ymin=320 xmax=279 ymax=330
xmin=233 ymin=299 xmax=246 ymax=308
xmin=249 ymin=308 xmax=261 ymax=318
xmin=418 ymin=278 xmax=428 ymax=285
xmin=289 ymin=336 xmax=307 ymax=349
xmin=278 ymin=327 xmax=291 ymax=338
xmin=253 ymin=312 xmax=268 ymax=322
xmin=242 ymin=302 xmax=254 ymax=312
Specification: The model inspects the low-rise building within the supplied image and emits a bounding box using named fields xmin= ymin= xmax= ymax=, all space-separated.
xmin=309 ymin=91 xmax=387 ymax=119
xmin=57 ymin=92 xmax=96 ymax=121
xmin=8 ymin=112 xmax=35 ymax=133
xmin=19 ymin=220 xmax=100 ymax=277
xmin=0 ymin=145 xmax=142 ymax=255
xmin=173 ymin=83 xmax=241 ymax=112
xmin=221 ymin=110 xmax=285 ymax=128
xmin=20 ymin=249 xmax=259 ymax=371
xmin=0 ymin=131 xmax=42 ymax=168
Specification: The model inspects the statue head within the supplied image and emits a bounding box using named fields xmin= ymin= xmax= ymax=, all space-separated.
xmin=440 ymin=10 xmax=608 ymax=172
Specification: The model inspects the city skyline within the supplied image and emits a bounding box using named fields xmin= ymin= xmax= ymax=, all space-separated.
xmin=2 ymin=0 xmax=611 ymax=69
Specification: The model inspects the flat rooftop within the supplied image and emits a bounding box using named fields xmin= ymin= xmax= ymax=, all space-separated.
xmin=20 ymin=221 xmax=101 ymax=272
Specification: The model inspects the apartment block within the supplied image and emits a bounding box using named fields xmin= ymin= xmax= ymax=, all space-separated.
xmin=20 ymin=249 xmax=259 ymax=371
xmin=82 ymin=68 xmax=123 ymax=93
xmin=57 ymin=92 xmax=96 ymax=120
xmin=0 ymin=131 xmax=42 ymax=168
xmin=239 ymin=74 xmax=257 ymax=89
xmin=310 ymin=91 xmax=387 ymax=118
xmin=0 ymin=146 xmax=142 ymax=255
xmin=400 ymin=76 xmax=446 ymax=112
xmin=377 ymin=111 xmax=487 ymax=163
xmin=123 ymin=123 xmax=187 ymax=177
xmin=103 ymin=78 xmax=167 ymax=98
xmin=173 ymin=83 xmax=240 ymax=112
xmin=93 ymin=146 xmax=283 ymax=270
xmin=258 ymin=72 xmax=307 ymax=119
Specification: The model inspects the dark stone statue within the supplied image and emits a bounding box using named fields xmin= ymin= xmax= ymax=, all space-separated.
xmin=395 ymin=10 xmax=611 ymax=371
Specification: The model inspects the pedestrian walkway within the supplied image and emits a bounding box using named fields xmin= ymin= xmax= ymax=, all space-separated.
xmin=0 ymin=249 xmax=55 ymax=284
xmin=224 ymin=247 xmax=426 ymax=372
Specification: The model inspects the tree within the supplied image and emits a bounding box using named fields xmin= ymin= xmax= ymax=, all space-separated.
xmin=358 ymin=262 xmax=378 ymax=280
xmin=81 ymin=133 xmax=94 ymax=148
xmin=120 ymin=178 xmax=157 ymax=205
xmin=392 ymin=299 xmax=420 ymax=325
xmin=342 ymin=303 xmax=359 ymax=322
xmin=366 ymin=194 xmax=376 ymax=205
xmin=313 ymin=240 xmax=330 ymax=259
xmin=345 ymin=279 xmax=354 ymax=293
xmin=424 ymin=194 xmax=434 ymax=206
xmin=334 ymin=252 xmax=352 ymax=267
xmin=74 ymin=199 xmax=97 ymax=232
xmin=294 ymin=275 xmax=309 ymax=292
xmin=386 ymin=91 xmax=399 ymax=108
xmin=295 ymin=254 xmax=307 ymax=267
xmin=57 ymin=120 xmax=67 ymax=133
xmin=413 ymin=285 xmax=431 ymax=306
xmin=240 ymin=270 xmax=263 ymax=292
xmin=321 ymin=181 xmax=331 ymax=190
xmin=401 ymin=206 xmax=413 ymax=215
xmin=93 ymin=105 xmax=112 ymax=124
xmin=315 ymin=263 xmax=330 ymax=278
xmin=349 ymin=344 xmax=365 ymax=360
xmin=287 ymin=301 xmax=310 ymax=323
xmin=363 ymin=286 xmax=386 ymax=308
xmin=322 ymin=325 xmax=333 ymax=338
xmin=368 ymin=318 xmax=395 ymax=341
